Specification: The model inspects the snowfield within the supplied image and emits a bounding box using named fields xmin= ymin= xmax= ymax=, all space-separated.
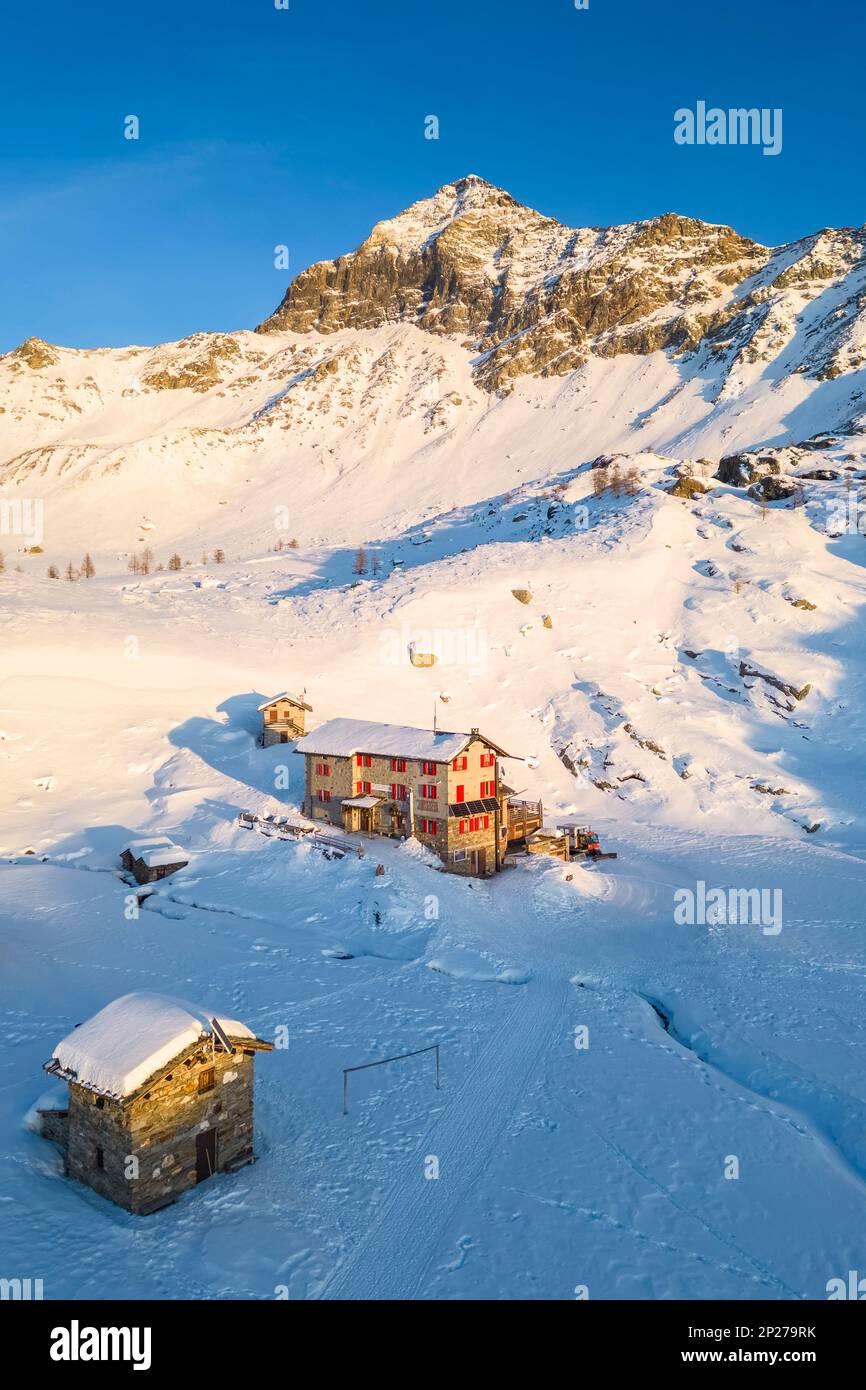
xmin=2 ymin=174 xmax=866 ymax=1298
xmin=3 ymin=435 xmax=866 ymax=1300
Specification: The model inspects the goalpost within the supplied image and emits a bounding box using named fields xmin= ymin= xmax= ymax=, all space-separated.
xmin=342 ymin=1044 xmax=441 ymax=1115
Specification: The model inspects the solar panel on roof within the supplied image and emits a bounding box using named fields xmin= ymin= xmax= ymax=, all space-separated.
xmin=448 ymin=797 xmax=500 ymax=816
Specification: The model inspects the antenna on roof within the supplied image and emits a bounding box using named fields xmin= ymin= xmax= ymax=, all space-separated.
xmin=433 ymin=702 xmax=438 ymax=733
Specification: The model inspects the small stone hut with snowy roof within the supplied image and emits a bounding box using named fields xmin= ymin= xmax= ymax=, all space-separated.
xmin=120 ymin=836 xmax=189 ymax=885
xmin=259 ymin=691 xmax=312 ymax=746
xmin=40 ymin=993 xmax=273 ymax=1215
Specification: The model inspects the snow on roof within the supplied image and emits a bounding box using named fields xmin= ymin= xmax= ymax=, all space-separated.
xmin=49 ymin=992 xmax=255 ymax=1099
xmin=121 ymin=836 xmax=174 ymax=856
xmin=343 ymin=794 xmax=384 ymax=809
xmin=295 ymin=717 xmax=513 ymax=761
xmin=139 ymin=844 xmax=188 ymax=869
xmin=257 ymin=691 xmax=311 ymax=712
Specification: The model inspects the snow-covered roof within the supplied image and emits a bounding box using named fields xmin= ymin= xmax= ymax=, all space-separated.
xmin=139 ymin=844 xmax=188 ymax=869
xmin=257 ymin=691 xmax=312 ymax=712
xmin=47 ymin=993 xmax=256 ymax=1100
xmin=343 ymin=794 xmax=384 ymax=809
xmin=121 ymin=836 xmax=174 ymax=856
xmin=295 ymin=717 xmax=516 ymax=761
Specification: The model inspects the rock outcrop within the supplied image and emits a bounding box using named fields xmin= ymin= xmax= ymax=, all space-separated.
xmin=257 ymin=175 xmax=866 ymax=393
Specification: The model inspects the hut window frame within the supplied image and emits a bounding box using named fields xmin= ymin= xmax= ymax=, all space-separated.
xmin=199 ymin=1066 xmax=216 ymax=1094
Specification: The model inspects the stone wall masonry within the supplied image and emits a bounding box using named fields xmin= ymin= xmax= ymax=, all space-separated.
xmin=65 ymin=1044 xmax=258 ymax=1215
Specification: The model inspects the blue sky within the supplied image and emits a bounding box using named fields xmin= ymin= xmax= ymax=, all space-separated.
xmin=1 ymin=0 xmax=863 ymax=350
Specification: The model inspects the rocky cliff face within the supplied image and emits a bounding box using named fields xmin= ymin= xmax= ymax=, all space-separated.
xmin=257 ymin=175 xmax=866 ymax=393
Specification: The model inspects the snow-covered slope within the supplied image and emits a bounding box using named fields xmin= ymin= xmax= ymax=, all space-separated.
xmin=3 ymin=177 xmax=866 ymax=1301
xmin=1 ymin=176 xmax=865 ymax=567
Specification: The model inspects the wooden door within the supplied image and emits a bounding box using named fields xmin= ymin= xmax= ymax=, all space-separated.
xmin=195 ymin=1128 xmax=217 ymax=1183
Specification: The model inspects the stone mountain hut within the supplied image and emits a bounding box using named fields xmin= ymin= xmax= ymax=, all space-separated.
xmin=259 ymin=691 xmax=312 ymax=746
xmin=120 ymin=836 xmax=189 ymax=885
xmin=295 ymin=716 xmax=531 ymax=877
xmin=39 ymin=993 xmax=273 ymax=1214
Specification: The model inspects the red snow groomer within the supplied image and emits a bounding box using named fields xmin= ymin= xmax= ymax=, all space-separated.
xmin=558 ymin=824 xmax=618 ymax=861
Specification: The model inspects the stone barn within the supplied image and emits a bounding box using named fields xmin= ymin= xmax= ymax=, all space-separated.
xmin=40 ymin=993 xmax=273 ymax=1215
xmin=259 ymin=691 xmax=312 ymax=746
xmin=120 ymin=837 xmax=189 ymax=885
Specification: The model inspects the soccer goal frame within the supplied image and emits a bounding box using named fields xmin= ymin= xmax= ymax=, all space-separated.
xmin=342 ymin=1043 xmax=441 ymax=1115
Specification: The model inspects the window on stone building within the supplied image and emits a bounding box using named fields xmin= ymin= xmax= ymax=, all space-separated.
xmin=95 ymin=1147 xmax=104 ymax=1170
xmin=199 ymin=1067 xmax=215 ymax=1093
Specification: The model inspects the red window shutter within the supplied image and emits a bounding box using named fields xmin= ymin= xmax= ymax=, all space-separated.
xmin=456 ymin=785 xmax=465 ymax=801
xmin=430 ymin=820 xmax=438 ymax=834
xmin=325 ymin=790 xmax=331 ymax=802
xmin=459 ymin=820 xmax=465 ymax=834
xmin=483 ymin=815 xmax=490 ymax=829
xmin=356 ymin=781 xmax=362 ymax=793
xmin=401 ymin=785 xmax=407 ymax=800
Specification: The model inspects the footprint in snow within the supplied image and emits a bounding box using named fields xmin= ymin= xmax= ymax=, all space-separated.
xmin=440 ymin=1236 xmax=473 ymax=1273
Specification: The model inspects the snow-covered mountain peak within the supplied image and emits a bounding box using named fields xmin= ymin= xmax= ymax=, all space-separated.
xmin=363 ymin=173 xmax=526 ymax=254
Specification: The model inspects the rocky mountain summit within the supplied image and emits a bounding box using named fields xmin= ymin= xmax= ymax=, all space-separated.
xmin=258 ymin=175 xmax=866 ymax=394
xmin=2 ymin=175 xmax=865 ymax=561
